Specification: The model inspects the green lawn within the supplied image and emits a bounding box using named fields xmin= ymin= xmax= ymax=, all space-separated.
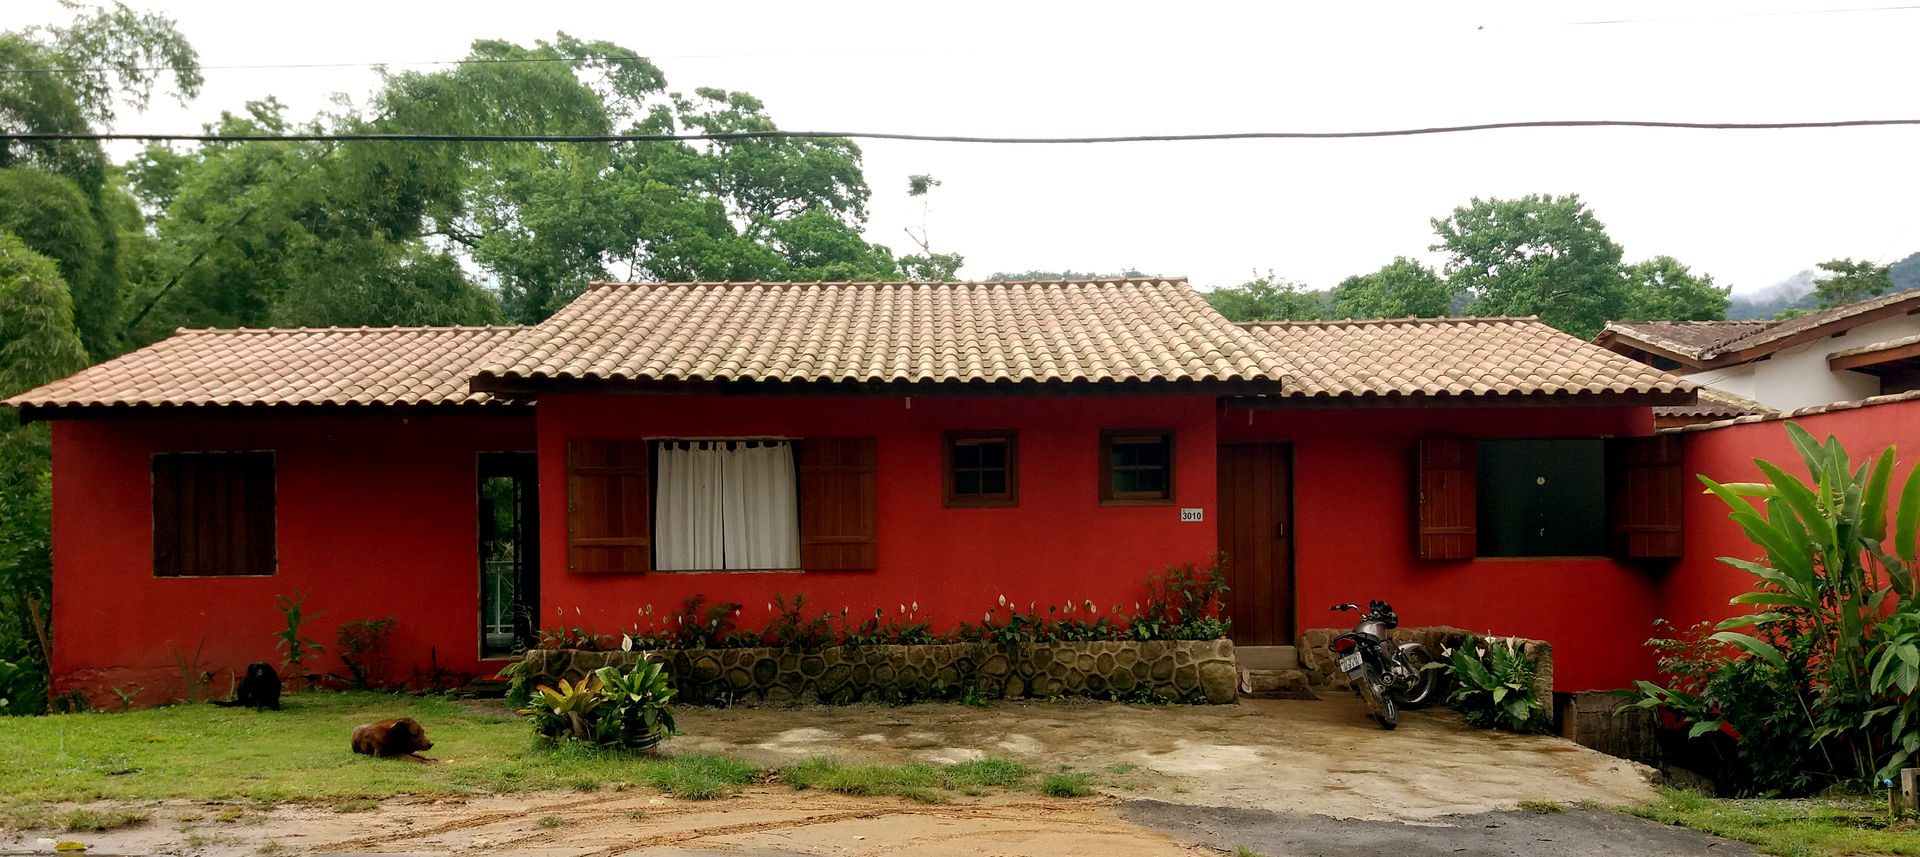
xmin=0 ymin=691 xmax=758 ymax=805
xmin=0 ymin=691 xmax=1088 ymax=810
xmin=1626 ymin=787 xmax=1920 ymax=857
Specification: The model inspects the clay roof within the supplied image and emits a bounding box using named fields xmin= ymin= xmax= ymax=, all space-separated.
xmin=1239 ymin=316 xmax=1693 ymax=400
xmin=1599 ymin=289 xmax=1920 ymax=366
xmin=3 ymin=326 xmax=529 ymax=415
xmin=1654 ymin=386 xmax=1776 ymax=420
xmin=472 ymin=278 xmax=1292 ymax=390
xmin=1598 ymin=320 xmax=1775 ymax=360
xmin=1661 ymin=388 xmax=1920 ymax=434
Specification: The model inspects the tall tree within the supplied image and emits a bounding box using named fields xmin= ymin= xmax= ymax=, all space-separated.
xmin=1204 ymin=273 xmax=1332 ymax=322
xmin=1619 ymin=256 xmax=1730 ymax=321
xmin=0 ymin=2 xmax=201 ymax=358
xmin=1431 ymin=194 xmax=1626 ymax=339
xmin=1331 ymin=257 xmax=1457 ymax=319
xmin=1812 ymin=258 xmax=1894 ymax=309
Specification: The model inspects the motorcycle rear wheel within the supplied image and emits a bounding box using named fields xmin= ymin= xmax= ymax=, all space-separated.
xmin=1354 ymin=669 xmax=1399 ymax=730
xmin=1394 ymin=645 xmax=1445 ymax=710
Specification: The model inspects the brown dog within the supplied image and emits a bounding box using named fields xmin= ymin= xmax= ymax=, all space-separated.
xmin=350 ymin=717 xmax=434 ymax=760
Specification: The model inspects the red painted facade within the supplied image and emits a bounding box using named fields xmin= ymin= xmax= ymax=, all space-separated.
xmin=49 ymin=414 xmax=534 ymax=703
xmin=1218 ymin=405 xmax=1665 ymax=692
xmin=535 ymin=394 xmax=1221 ymax=644
xmin=1660 ymin=399 xmax=1920 ymax=634
xmin=56 ymin=388 xmax=1879 ymax=705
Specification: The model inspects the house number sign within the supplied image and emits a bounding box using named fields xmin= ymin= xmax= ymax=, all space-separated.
xmin=1180 ymin=508 xmax=1204 ymax=522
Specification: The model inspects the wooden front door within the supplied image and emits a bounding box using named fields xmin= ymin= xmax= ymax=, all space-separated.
xmin=1217 ymin=443 xmax=1295 ymax=646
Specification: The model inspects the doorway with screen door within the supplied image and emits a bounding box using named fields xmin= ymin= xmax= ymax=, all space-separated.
xmin=479 ymin=453 xmax=539 ymax=659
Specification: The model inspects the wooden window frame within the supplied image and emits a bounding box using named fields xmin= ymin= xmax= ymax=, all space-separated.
xmin=1413 ymin=434 xmax=1684 ymax=562
xmin=152 ymin=451 xmax=277 ymax=578
xmin=1099 ymin=428 xmax=1175 ymax=506
xmin=942 ymin=430 xmax=1019 ymax=508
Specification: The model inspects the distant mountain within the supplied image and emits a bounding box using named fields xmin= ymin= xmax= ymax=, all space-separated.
xmin=1728 ymin=270 xmax=1819 ymax=320
xmin=1892 ymin=251 xmax=1920 ymax=291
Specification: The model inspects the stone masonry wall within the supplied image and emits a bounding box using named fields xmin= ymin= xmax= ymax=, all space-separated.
xmin=1298 ymin=624 xmax=1554 ymax=728
xmin=517 ymin=640 xmax=1239 ymax=706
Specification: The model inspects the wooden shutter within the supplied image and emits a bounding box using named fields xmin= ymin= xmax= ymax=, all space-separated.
xmin=567 ymin=440 xmax=651 ymax=574
xmin=1607 ymin=435 xmax=1685 ymax=558
xmin=153 ymin=452 xmax=275 ymax=577
xmin=799 ymin=438 xmax=878 ymax=571
xmin=1416 ymin=437 xmax=1477 ymax=560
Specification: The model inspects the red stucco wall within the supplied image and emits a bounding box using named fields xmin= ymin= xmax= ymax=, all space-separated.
xmin=534 ymin=394 xmax=1221 ymax=645
xmin=49 ymin=413 xmax=534 ymax=704
xmin=1217 ymin=404 xmax=1664 ymax=692
xmin=1662 ymin=399 xmax=1920 ymax=634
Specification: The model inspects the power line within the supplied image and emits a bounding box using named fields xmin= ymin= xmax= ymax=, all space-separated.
xmin=8 ymin=119 xmax=1920 ymax=146
xmin=1566 ymin=3 xmax=1920 ymax=25
xmin=0 ymin=47 xmax=942 ymax=76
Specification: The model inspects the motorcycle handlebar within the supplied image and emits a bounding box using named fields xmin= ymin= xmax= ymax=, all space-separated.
xmin=1330 ymin=603 xmax=1359 ymax=612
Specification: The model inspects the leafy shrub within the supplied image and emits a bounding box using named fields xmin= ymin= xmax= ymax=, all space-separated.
xmin=272 ymin=591 xmax=324 ymax=690
xmin=1629 ymin=620 xmax=1820 ymax=797
xmin=1630 ymin=423 xmax=1920 ymax=793
xmin=1445 ymin=634 xmax=1546 ymax=732
xmin=336 ymin=616 xmax=397 ymax=690
xmin=761 ymin=592 xmax=834 ymax=649
xmin=554 ymin=557 xmax=1233 ymax=656
xmin=520 ymin=658 xmax=677 ymax=751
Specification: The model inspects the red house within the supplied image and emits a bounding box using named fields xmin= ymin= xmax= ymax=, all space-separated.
xmin=6 ymin=278 xmax=1701 ymax=704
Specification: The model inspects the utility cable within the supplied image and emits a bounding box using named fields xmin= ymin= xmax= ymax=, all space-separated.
xmin=9 ymin=119 xmax=1920 ymax=146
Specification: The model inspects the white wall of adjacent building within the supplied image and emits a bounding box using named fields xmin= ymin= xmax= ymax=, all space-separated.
xmin=1687 ymin=314 xmax=1920 ymax=412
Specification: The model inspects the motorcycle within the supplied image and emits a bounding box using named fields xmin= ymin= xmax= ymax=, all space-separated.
xmin=1329 ymin=600 xmax=1444 ymax=729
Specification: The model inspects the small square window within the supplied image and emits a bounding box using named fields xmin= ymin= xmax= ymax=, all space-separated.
xmin=1100 ymin=430 xmax=1174 ymax=505
xmin=944 ymin=430 xmax=1018 ymax=507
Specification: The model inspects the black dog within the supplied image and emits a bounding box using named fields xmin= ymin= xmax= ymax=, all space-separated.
xmin=212 ymin=662 xmax=282 ymax=710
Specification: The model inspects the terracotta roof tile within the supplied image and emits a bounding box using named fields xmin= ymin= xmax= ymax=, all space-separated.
xmin=1661 ymin=388 xmax=1920 ymax=434
xmin=3 ymin=326 xmax=528 ymax=413
xmin=1598 ymin=320 xmax=1775 ymax=359
xmin=1602 ymin=289 xmax=1920 ymax=364
xmin=1655 ymin=386 xmax=1776 ymax=420
xmin=1240 ymin=316 xmax=1692 ymax=399
xmin=474 ymin=278 xmax=1291 ymax=388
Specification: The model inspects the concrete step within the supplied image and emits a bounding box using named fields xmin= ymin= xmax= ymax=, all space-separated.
xmin=1238 ymin=668 xmax=1318 ymax=700
xmin=1234 ymin=645 xmax=1299 ymax=671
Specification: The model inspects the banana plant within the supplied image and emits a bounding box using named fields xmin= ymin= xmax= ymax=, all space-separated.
xmin=1693 ymin=422 xmax=1920 ymax=781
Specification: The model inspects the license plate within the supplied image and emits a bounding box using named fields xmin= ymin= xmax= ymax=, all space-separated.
xmin=1338 ymin=652 xmax=1364 ymax=673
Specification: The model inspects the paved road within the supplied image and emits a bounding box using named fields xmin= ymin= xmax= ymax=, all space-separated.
xmin=1119 ymin=799 xmax=1758 ymax=857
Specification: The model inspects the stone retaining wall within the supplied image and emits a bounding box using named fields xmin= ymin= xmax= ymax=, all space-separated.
xmin=1298 ymin=624 xmax=1554 ymax=728
xmin=517 ymin=640 xmax=1239 ymax=706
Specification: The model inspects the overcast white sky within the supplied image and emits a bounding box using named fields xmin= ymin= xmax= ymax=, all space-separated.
xmin=8 ymin=0 xmax=1919 ymax=294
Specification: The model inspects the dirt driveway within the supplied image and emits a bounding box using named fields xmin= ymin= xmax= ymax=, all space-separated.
xmin=3 ymin=697 xmax=1751 ymax=857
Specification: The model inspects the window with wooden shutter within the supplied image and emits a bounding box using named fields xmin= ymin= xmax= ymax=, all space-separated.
xmin=1415 ymin=437 xmax=1476 ymax=560
xmin=798 ymin=438 xmax=878 ymax=571
xmin=567 ymin=439 xmax=651 ymax=574
xmin=153 ymin=452 xmax=276 ymax=577
xmin=1607 ymin=435 xmax=1685 ymax=558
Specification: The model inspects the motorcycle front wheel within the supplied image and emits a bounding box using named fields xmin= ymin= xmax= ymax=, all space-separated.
xmin=1354 ymin=668 xmax=1399 ymax=730
xmin=1394 ymin=644 xmax=1445 ymax=710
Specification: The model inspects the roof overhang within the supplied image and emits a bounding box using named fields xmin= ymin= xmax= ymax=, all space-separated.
xmin=1828 ymin=334 xmax=1920 ymax=376
xmin=1592 ymin=329 xmax=1709 ymax=371
xmin=12 ymin=400 xmax=534 ymax=425
xmin=470 ymin=374 xmax=1291 ymax=398
xmin=1222 ymin=389 xmax=1696 ymax=410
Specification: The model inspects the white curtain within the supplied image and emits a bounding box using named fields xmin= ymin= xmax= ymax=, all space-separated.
xmin=654 ymin=441 xmax=799 ymax=570
xmin=722 ymin=442 xmax=801 ymax=569
xmin=653 ymin=442 xmax=725 ymax=570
